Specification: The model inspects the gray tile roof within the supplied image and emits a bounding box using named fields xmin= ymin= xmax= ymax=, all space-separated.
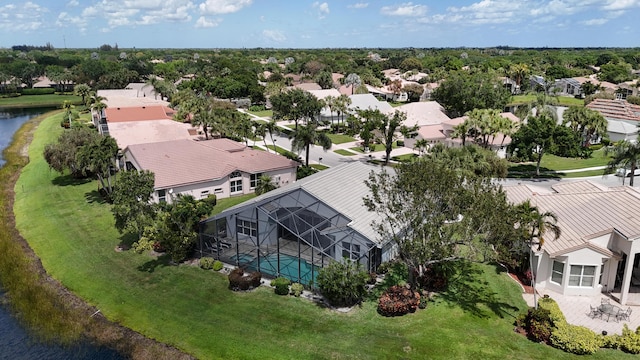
xmin=212 ymin=161 xmax=389 ymax=245
xmin=504 ymin=182 xmax=640 ymax=256
xmin=125 ymin=138 xmax=299 ymax=189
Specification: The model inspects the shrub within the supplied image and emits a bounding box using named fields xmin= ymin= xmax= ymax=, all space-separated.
xmin=589 ymin=144 xmax=603 ymax=151
xmin=600 ymin=334 xmax=620 ymax=349
xmin=249 ymin=105 xmax=266 ymax=112
xmin=316 ymin=259 xmax=370 ymax=307
xmin=199 ymin=257 xmax=215 ymax=270
xmin=538 ymin=297 xmax=566 ymax=325
xmin=627 ymin=95 xmax=640 ymax=106
xmin=212 ymin=260 xmax=223 ymax=271
xmin=517 ymin=307 xmax=554 ymax=343
xmin=22 ymin=88 xmax=56 ymax=95
xmin=271 ymin=277 xmax=291 ymax=295
xmin=290 ymin=283 xmax=304 ymax=297
xmin=202 ymin=194 xmax=217 ymax=207
xmin=378 ymin=285 xmax=420 ymax=317
xmin=550 ymin=323 xmax=600 ymax=355
xmin=396 ymin=140 xmax=404 ymax=147
xmin=131 ymin=237 xmax=155 ymax=254
xmin=228 ymin=267 xmax=262 ymax=291
xmin=619 ymin=324 xmax=640 ymax=354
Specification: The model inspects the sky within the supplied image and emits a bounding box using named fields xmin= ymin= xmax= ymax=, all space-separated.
xmin=1 ymin=0 xmax=639 ymax=49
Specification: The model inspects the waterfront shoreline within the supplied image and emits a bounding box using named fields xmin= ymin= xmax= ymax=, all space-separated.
xmin=0 ymin=112 xmax=193 ymax=360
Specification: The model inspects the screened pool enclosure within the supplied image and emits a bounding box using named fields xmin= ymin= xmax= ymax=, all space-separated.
xmin=198 ymin=162 xmax=388 ymax=285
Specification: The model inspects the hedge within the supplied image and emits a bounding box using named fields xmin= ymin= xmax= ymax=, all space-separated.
xmin=22 ymin=88 xmax=56 ymax=95
xmin=551 ymin=323 xmax=601 ymax=355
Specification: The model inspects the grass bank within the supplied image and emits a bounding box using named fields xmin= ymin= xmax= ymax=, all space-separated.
xmin=0 ymin=94 xmax=83 ymax=108
xmin=13 ymin=114 xmax=631 ymax=359
xmin=509 ymin=94 xmax=584 ymax=107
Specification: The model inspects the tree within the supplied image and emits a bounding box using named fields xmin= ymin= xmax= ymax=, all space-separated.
xmin=377 ymin=110 xmax=410 ymax=165
xmin=413 ymin=138 xmax=429 ymax=156
xmin=363 ymin=157 xmax=515 ymax=288
xmin=316 ymin=70 xmax=333 ymax=89
xmin=465 ymin=108 xmax=504 ymax=149
xmin=403 ymin=83 xmax=424 ymax=102
xmin=73 ymin=84 xmax=91 ymax=105
xmin=255 ymin=174 xmax=277 ymax=195
xmin=334 ymin=94 xmax=351 ymax=127
xmin=344 ymin=73 xmax=361 ymax=95
xmin=356 ymin=109 xmax=385 ymax=152
xmin=60 ymin=100 xmax=79 ymax=128
xmin=290 ymin=123 xmax=332 ymax=167
xmin=75 ymin=135 xmax=119 ymax=197
xmin=580 ymin=81 xmax=601 ymax=96
xmin=508 ymin=113 xmax=558 ymax=176
xmin=451 ymin=120 xmax=472 ymax=146
xmin=509 ymin=63 xmax=529 ymax=88
xmin=270 ymin=88 xmax=323 ymax=130
xmin=606 ymin=140 xmax=640 ymax=186
xmin=153 ymin=195 xmax=214 ymax=263
xmin=431 ymin=70 xmax=511 ymax=117
xmin=562 ymin=106 xmax=607 ymax=147
xmin=111 ymin=170 xmax=156 ymax=239
xmin=43 ymin=127 xmax=99 ymax=177
xmin=428 ymin=144 xmax=508 ymax=179
xmin=514 ymin=200 xmax=560 ymax=309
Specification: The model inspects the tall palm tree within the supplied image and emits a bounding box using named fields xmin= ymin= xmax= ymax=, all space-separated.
xmin=606 ymin=140 xmax=640 ymax=186
xmin=451 ymin=120 xmax=472 ymax=146
xmin=290 ymin=123 xmax=332 ymax=167
xmin=344 ymin=73 xmax=362 ymax=95
xmin=74 ymin=83 xmax=91 ymax=106
xmin=414 ymin=138 xmax=429 ymax=156
xmin=515 ymin=200 xmax=561 ymax=309
xmin=264 ymin=119 xmax=279 ymax=152
xmin=323 ymin=95 xmax=336 ymax=125
xmin=583 ymin=109 xmax=607 ymax=146
xmin=334 ymin=94 xmax=351 ymax=127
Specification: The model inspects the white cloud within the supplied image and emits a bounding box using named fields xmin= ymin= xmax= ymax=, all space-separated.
xmin=582 ymin=18 xmax=609 ymax=25
xmin=56 ymin=11 xmax=88 ymax=32
xmin=312 ymin=2 xmax=330 ymax=19
xmin=262 ymin=29 xmax=286 ymax=42
xmin=0 ymin=2 xmax=48 ymax=32
xmin=199 ymin=0 xmax=252 ymax=15
xmin=603 ymin=0 xmax=640 ymax=10
xmin=381 ymin=2 xmax=427 ymax=17
xmin=195 ymin=16 xmax=221 ymax=27
xmin=348 ymin=3 xmax=369 ymax=9
xmin=66 ymin=0 xmax=79 ymax=7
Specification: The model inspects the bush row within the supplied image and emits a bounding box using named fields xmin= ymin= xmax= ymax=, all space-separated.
xmin=22 ymin=88 xmax=56 ymax=95
xmin=228 ymin=267 xmax=262 ymax=291
xmin=199 ymin=257 xmax=223 ymax=271
xmin=377 ymin=285 xmax=420 ymax=317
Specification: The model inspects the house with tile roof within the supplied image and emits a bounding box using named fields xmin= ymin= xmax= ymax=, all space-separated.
xmin=504 ymin=181 xmax=640 ymax=305
xmin=199 ymin=161 xmax=390 ymax=285
xmin=122 ymin=138 xmax=298 ymax=204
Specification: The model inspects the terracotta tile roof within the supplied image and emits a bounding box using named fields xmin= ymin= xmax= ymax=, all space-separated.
xmin=586 ymin=99 xmax=640 ymax=123
xmin=125 ymin=139 xmax=299 ymax=189
xmin=504 ymin=183 xmax=640 ymax=256
xmin=416 ymin=124 xmax=446 ymax=140
xmin=105 ymin=105 xmax=174 ymax=123
xmin=108 ymin=119 xmax=199 ymax=149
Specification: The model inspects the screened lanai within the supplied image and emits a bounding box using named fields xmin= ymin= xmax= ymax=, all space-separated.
xmin=198 ymin=161 xmax=390 ymax=285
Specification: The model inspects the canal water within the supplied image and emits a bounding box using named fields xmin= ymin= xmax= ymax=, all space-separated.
xmin=0 ymin=107 xmax=124 ymax=359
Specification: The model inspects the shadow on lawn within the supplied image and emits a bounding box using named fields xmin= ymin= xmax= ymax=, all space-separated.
xmin=438 ymin=261 xmax=520 ymax=319
xmin=138 ymin=254 xmax=171 ymax=273
xmin=84 ymin=189 xmax=107 ymax=204
xmin=51 ymin=174 xmax=91 ymax=187
xmin=507 ymin=164 xmax=562 ymax=179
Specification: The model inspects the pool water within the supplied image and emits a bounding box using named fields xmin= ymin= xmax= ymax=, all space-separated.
xmin=239 ymin=254 xmax=318 ymax=284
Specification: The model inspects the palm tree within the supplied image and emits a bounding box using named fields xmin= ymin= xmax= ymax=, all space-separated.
xmin=344 ymin=73 xmax=362 ymax=95
xmin=414 ymin=138 xmax=429 ymax=156
xmin=583 ymin=109 xmax=607 ymax=147
xmin=264 ymin=119 xmax=279 ymax=152
xmin=334 ymin=94 xmax=351 ymax=127
xmin=323 ymin=95 xmax=336 ymax=125
xmin=606 ymin=140 xmax=640 ymax=186
xmin=451 ymin=120 xmax=472 ymax=146
xmin=255 ymin=174 xmax=277 ymax=195
xmin=290 ymin=123 xmax=332 ymax=167
xmin=74 ymin=83 xmax=91 ymax=106
xmin=515 ymin=200 xmax=561 ymax=309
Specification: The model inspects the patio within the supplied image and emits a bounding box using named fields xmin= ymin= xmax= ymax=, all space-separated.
xmin=523 ymin=288 xmax=640 ymax=335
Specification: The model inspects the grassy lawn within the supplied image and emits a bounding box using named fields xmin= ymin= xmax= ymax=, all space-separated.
xmin=539 ymin=148 xmax=610 ymax=170
xmin=334 ymin=149 xmax=357 ymax=156
xmin=509 ymin=94 xmax=584 ymax=107
xmin=350 ymin=143 xmax=397 ymax=153
xmin=325 ymin=133 xmax=356 ymax=144
xmin=392 ymin=153 xmax=418 ymax=162
xmin=309 ymin=164 xmax=329 ymax=171
xmin=0 ymin=94 xmax=83 ymax=108
xmin=248 ymin=109 xmax=273 ymax=118
xmin=12 ymin=114 xmax=634 ymax=359
xmin=265 ymin=144 xmax=291 ymax=156
xmin=563 ymin=169 xmax=610 ymax=178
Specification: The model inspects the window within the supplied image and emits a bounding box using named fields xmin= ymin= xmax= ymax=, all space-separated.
xmin=230 ymin=171 xmax=242 ymax=193
xmin=599 ymin=263 xmax=605 ymax=285
xmin=551 ymin=261 xmax=564 ymax=284
xmin=158 ymin=189 xmax=166 ymax=203
xmin=214 ymin=188 xmax=223 ymax=194
xmin=342 ymin=242 xmax=360 ymax=261
xmin=237 ymin=219 xmax=257 ymax=237
xmin=569 ymin=265 xmax=596 ymax=287
xmin=250 ymin=173 xmax=262 ymax=189
xmin=200 ymin=190 xmax=209 ymax=199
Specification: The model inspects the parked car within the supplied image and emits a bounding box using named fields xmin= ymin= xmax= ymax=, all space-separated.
xmin=615 ymin=168 xmax=640 ymax=177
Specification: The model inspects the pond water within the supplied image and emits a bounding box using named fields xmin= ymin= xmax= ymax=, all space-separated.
xmin=0 ymin=107 xmax=124 ymax=359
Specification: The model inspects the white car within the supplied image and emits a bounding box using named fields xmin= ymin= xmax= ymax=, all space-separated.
xmin=615 ymin=168 xmax=640 ymax=177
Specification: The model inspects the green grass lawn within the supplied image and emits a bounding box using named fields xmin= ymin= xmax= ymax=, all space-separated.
xmin=508 ymin=148 xmax=611 ymax=177
xmin=325 ymin=133 xmax=356 ymax=144
xmin=248 ymin=109 xmax=273 ymax=118
xmin=392 ymin=153 xmax=418 ymax=162
xmin=309 ymin=164 xmax=329 ymax=171
xmin=12 ymin=114 xmax=635 ymax=359
xmin=334 ymin=149 xmax=357 ymax=156
xmin=509 ymin=94 xmax=584 ymax=107
xmin=350 ymin=143 xmax=397 ymax=153
xmin=0 ymin=94 xmax=83 ymax=108
xmin=265 ymin=144 xmax=291 ymax=156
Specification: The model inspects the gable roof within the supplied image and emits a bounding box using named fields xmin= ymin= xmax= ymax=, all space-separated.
xmin=124 ymin=139 xmax=299 ymax=189
xmin=504 ymin=182 xmax=640 ymax=256
xmin=348 ymin=94 xmax=393 ymax=113
xmin=394 ymin=101 xmax=450 ymax=127
xmin=586 ymin=99 xmax=640 ymax=123
xmin=108 ymin=119 xmax=199 ymax=149
xmin=211 ymin=161 xmax=387 ymax=244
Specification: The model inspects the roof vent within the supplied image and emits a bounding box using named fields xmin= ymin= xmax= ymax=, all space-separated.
xmin=142 ymin=106 xmax=146 ymax=109
xmin=117 ymin=107 xmax=120 ymax=110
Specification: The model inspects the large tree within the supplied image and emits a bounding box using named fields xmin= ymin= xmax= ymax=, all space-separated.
xmin=431 ymin=70 xmax=511 ymax=117
xmin=606 ymin=140 xmax=640 ymax=186
xmin=75 ymin=135 xmax=119 ymax=197
xmin=363 ymin=157 xmax=516 ymax=288
xmin=43 ymin=127 xmax=99 ymax=177
xmin=377 ymin=110 xmax=411 ymax=165
xmin=111 ymin=170 xmax=156 ymax=239
xmin=270 ymin=88 xmax=323 ymax=130
xmin=508 ymin=113 xmax=558 ymax=176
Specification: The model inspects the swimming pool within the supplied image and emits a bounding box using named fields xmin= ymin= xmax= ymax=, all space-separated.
xmin=244 ymin=254 xmax=318 ymax=285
